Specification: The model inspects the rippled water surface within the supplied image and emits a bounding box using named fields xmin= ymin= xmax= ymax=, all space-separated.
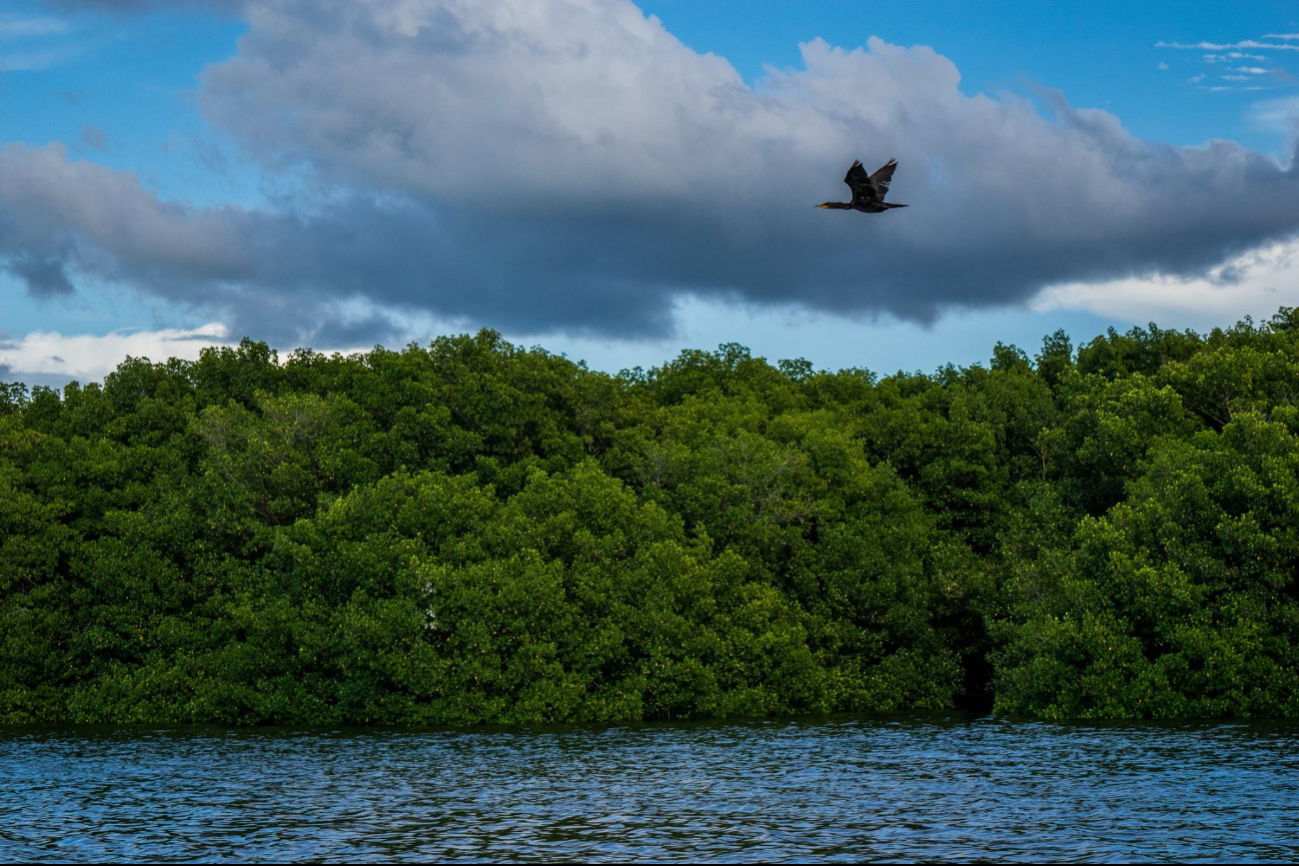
xmin=3 ymin=716 xmax=1298 ymax=862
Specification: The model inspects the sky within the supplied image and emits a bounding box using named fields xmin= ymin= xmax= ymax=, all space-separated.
xmin=2 ymin=0 xmax=1299 ymax=385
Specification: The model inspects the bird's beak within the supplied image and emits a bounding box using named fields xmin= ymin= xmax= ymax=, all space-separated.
xmin=815 ymin=204 xmax=828 ymax=209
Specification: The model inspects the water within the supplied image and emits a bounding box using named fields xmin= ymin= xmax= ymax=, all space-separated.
xmin=3 ymin=715 xmax=1297 ymax=862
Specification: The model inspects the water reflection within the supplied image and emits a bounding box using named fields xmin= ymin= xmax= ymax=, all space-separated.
xmin=3 ymin=716 xmax=1297 ymax=862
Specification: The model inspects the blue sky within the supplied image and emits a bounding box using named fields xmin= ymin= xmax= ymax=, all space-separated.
xmin=2 ymin=0 xmax=1298 ymax=383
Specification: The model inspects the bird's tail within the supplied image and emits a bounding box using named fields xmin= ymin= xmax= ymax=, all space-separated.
xmin=883 ymin=202 xmax=909 ymax=208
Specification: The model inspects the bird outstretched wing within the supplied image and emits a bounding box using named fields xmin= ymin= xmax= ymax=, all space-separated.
xmin=844 ymin=158 xmax=897 ymax=206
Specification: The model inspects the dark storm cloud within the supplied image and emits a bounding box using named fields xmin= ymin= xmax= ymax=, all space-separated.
xmin=7 ymin=0 xmax=1299 ymax=341
xmin=8 ymin=250 xmax=75 ymax=296
xmin=0 ymin=144 xmax=676 ymax=343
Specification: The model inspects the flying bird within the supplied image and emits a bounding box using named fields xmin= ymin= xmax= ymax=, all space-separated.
xmin=816 ymin=159 xmax=908 ymax=213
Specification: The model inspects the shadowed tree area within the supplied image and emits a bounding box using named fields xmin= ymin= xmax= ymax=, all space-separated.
xmin=3 ymin=311 xmax=1299 ymax=724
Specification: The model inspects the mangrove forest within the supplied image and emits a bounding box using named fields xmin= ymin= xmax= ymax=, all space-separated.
xmin=3 ymin=309 xmax=1299 ymax=725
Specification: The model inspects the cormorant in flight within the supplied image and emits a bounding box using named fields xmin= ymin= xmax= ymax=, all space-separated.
xmin=816 ymin=158 xmax=908 ymax=213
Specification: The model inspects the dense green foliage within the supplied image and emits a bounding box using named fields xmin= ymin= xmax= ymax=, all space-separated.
xmin=4 ymin=311 xmax=1299 ymax=724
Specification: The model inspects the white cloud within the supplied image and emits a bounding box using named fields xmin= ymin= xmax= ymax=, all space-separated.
xmin=0 ymin=45 xmax=80 ymax=71
xmin=1204 ymin=52 xmax=1268 ymax=62
xmin=1157 ymin=61 xmax=1169 ymax=70
xmin=1249 ymin=95 xmax=1299 ymax=131
xmin=1157 ymin=40 xmax=1299 ymax=51
xmin=0 ymin=323 xmax=233 ymax=383
xmin=1263 ymin=34 xmax=1299 ymax=40
xmin=1033 ymin=237 xmax=1299 ymax=327
xmin=1232 ymin=66 xmax=1270 ymax=74
xmin=0 ymin=16 xmax=67 ymax=37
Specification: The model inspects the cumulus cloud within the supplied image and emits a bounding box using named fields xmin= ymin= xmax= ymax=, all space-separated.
xmin=0 ymin=141 xmax=679 ymax=342
xmin=1034 ymin=237 xmax=1299 ymax=328
xmin=0 ymin=319 xmax=399 ymax=386
xmin=5 ymin=0 xmax=1299 ymax=341
xmin=0 ymin=323 xmax=234 ymax=385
